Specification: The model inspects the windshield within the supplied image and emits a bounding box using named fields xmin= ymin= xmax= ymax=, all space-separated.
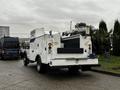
xmin=62 ymin=38 xmax=80 ymax=48
xmin=3 ymin=41 xmax=20 ymax=49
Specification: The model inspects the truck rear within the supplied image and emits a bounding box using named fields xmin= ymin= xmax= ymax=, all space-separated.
xmin=24 ymin=28 xmax=99 ymax=73
xmin=47 ymin=33 xmax=99 ymax=71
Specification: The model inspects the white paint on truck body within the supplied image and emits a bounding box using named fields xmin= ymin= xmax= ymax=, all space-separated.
xmin=27 ymin=28 xmax=98 ymax=67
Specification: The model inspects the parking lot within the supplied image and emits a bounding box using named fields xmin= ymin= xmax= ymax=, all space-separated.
xmin=0 ymin=59 xmax=120 ymax=90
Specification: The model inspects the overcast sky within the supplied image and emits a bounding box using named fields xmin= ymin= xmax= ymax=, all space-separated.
xmin=0 ymin=0 xmax=120 ymax=38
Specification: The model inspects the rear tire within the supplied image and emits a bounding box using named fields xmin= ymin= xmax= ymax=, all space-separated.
xmin=36 ymin=57 xmax=46 ymax=73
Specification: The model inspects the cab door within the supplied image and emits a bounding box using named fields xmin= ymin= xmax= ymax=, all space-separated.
xmin=28 ymin=38 xmax=36 ymax=61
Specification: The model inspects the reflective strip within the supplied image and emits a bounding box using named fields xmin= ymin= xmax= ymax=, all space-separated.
xmin=51 ymin=58 xmax=88 ymax=60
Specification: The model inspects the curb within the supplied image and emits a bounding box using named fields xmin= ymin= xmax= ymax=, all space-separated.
xmin=91 ymin=69 xmax=120 ymax=77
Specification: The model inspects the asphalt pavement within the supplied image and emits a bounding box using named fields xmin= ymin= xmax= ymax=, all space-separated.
xmin=0 ymin=59 xmax=120 ymax=90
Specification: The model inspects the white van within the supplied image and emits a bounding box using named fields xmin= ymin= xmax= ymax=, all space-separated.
xmin=23 ymin=28 xmax=99 ymax=73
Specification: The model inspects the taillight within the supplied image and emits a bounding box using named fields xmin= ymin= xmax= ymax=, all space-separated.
xmin=88 ymin=44 xmax=92 ymax=54
xmin=88 ymin=44 xmax=92 ymax=50
xmin=48 ymin=43 xmax=53 ymax=54
xmin=48 ymin=43 xmax=53 ymax=49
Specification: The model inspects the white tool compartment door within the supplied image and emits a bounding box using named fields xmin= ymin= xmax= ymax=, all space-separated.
xmin=53 ymin=35 xmax=88 ymax=59
xmin=47 ymin=34 xmax=61 ymax=60
xmin=29 ymin=38 xmax=36 ymax=61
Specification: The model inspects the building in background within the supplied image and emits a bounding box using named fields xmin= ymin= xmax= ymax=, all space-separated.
xmin=0 ymin=26 xmax=9 ymax=38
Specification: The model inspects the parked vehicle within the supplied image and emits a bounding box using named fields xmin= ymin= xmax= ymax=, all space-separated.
xmin=0 ymin=36 xmax=20 ymax=59
xmin=23 ymin=28 xmax=99 ymax=73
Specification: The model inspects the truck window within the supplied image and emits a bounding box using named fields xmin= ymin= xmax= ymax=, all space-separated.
xmin=3 ymin=41 xmax=20 ymax=49
xmin=30 ymin=38 xmax=35 ymax=43
xmin=58 ymin=36 xmax=83 ymax=54
xmin=61 ymin=38 xmax=80 ymax=48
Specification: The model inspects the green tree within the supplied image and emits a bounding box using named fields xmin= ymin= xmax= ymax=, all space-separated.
xmin=99 ymin=20 xmax=108 ymax=33
xmin=91 ymin=20 xmax=111 ymax=54
xmin=113 ymin=20 xmax=120 ymax=56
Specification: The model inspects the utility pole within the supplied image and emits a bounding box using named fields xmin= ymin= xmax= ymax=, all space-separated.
xmin=70 ymin=21 xmax=72 ymax=31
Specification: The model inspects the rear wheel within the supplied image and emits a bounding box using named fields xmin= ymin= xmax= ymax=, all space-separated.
xmin=36 ymin=57 xmax=46 ymax=73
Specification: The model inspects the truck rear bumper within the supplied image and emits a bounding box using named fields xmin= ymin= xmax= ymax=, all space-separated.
xmin=49 ymin=58 xmax=99 ymax=67
xmin=49 ymin=64 xmax=100 ymax=69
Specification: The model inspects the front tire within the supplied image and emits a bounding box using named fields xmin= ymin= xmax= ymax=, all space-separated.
xmin=23 ymin=54 xmax=29 ymax=66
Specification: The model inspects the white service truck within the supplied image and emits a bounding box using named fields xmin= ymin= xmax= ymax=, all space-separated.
xmin=23 ymin=28 xmax=99 ymax=73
